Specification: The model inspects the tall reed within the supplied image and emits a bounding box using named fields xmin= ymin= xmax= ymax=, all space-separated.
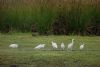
xmin=0 ymin=0 xmax=100 ymax=35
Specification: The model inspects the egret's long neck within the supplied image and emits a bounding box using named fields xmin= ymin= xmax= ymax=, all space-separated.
xmin=72 ymin=40 xmax=74 ymax=44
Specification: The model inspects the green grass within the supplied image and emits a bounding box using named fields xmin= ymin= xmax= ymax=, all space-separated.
xmin=0 ymin=33 xmax=100 ymax=67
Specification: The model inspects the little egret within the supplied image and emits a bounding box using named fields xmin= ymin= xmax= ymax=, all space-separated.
xmin=34 ymin=44 xmax=45 ymax=49
xmin=80 ymin=43 xmax=85 ymax=50
xmin=9 ymin=44 xmax=18 ymax=48
xmin=67 ymin=39 xmax=74 ymax=51
xmin=51 ymin=41 xmax=57 ymax=49
xmin=61 ymin=42 xmax=65 ymax=50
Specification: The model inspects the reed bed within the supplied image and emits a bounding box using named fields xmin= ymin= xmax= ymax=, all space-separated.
xmin=0 ymin=0 xmax=100 ymax=35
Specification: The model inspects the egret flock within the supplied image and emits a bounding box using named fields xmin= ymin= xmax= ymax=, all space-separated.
xmin=9 ymin=39 xmax=85 ymax=50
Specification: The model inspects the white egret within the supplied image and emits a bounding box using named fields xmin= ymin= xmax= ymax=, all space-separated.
xmin=61 ymin=42 xmax=65 ymax=50
xmin=80 ymin=43 xmax=85 ymax=50
xmin=67 ymin=39 xmax=75 ymax=51
xmin=34 ymin=44 xmax=45 ymax=49
xmin=9 ymin=44 xmax=18 ymax=48
xmin=51 ymin=41 xmax=57 ymax=49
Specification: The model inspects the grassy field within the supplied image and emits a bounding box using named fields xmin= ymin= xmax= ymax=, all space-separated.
xmin=0 ymin=33 xmax=100 ymax=67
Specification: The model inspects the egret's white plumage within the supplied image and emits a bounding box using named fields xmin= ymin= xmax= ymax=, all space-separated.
xmin=67 ymin=39 xmax=74 ymax=50
xmin=51 ymin=41 xmax=57 ymax=49
xmin=61 ymin=42 xmax=65 ymax=49
xmin=80 ymin=43 xmax=85 ymax=50
xmin=34 ymin=44 xmax=45 ymax=49
xmin=9 ymin=44 xmax=18 ymax=48
xmin=42 ymin=44 xmax=45 ymax=48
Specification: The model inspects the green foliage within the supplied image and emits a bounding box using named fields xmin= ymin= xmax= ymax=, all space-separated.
xmin=0 ymin=0 xmax=100 ymax=35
